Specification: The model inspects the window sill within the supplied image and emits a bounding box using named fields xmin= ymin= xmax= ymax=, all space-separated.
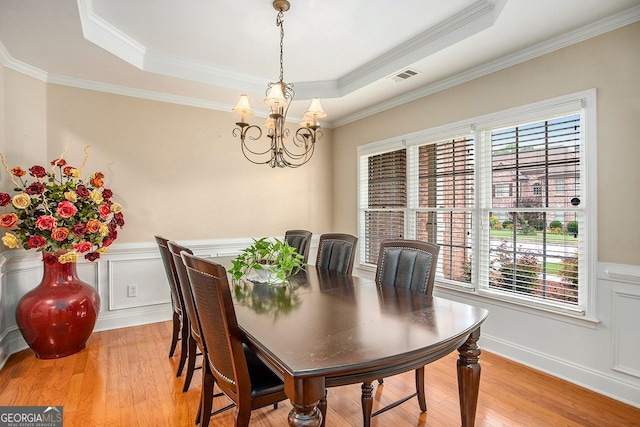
xmin=434 ymin=282 xmax=601 ymax=329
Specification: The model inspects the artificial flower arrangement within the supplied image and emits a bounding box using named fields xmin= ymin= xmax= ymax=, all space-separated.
xmin=0 ymin=146 xmax=124 ymax=264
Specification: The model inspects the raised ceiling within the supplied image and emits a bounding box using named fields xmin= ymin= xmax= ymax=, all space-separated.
xmin=1 ymin=0 xmax=639 ymax=126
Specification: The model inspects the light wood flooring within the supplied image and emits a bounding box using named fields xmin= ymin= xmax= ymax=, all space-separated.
xmin=1 ymin=321 xmax=639 ymax=426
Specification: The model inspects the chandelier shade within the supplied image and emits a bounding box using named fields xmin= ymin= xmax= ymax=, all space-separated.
xmin=232 ymin=0 xmax=326 ymax=168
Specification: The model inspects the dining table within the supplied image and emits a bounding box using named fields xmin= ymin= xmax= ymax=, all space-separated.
xmin=231 ymin=266 xmax=489 ymax=427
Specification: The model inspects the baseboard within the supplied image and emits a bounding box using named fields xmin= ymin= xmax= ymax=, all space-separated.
xmin=481 ymin=333 xmax=640 ymax=409
xmin=94 ymin=304 xmax=172 ymax=332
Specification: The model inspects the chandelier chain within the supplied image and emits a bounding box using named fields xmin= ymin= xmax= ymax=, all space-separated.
xmin=277 ymin=10 xmax=285 ymax=83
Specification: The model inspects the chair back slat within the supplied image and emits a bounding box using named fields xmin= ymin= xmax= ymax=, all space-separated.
xmin=284 ymin=229 xmax=312 ymax=264
xmin=316 ymin=233 xmax=358 ymax=275
xmin=376 ymin=239 xmax=440 ymax=295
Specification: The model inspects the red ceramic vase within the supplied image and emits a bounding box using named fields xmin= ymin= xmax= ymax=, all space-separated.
xmin=16 ymin=257 xmax=101 ymax=359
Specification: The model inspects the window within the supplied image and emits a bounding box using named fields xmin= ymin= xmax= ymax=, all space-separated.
xmin=358 ymin=90 xmax=595 ymax=316
xmin=532 ymin=183 xmax=542 ymax=196
xmin=494 ymin=183 xmax=511 ymax=198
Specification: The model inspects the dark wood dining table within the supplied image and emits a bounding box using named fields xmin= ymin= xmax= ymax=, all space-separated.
xmin=232 ymin=267 xmax=489 ymax=427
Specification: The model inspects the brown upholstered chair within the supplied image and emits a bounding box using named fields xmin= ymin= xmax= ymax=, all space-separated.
xmin=315 ymin=233 xmax=358 ymax=275
xmin=364 ymin=238 xmax=440 ymax=425
xmin=154 ymin=235 xmax=188 ymax=377
xmin=181 ymin=252 xmax=287 ymax=427
xmin=284 ymin=229 xmax=312 ymax=264
xmin=167 ymin=241 xmax=203 ymax=392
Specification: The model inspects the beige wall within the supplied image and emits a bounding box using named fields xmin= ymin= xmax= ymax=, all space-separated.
xmin=1 ymin=71 xmax=333 ymax=243
xmin=332 ymin=22 xmax=640 ymax=266
xmin=2 ymin=70 xmax=47 ymax=167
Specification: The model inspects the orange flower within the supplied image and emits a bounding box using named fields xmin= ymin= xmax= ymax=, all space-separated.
xmin=86 ymin=219 xmax=101 ymax=233
xmin=0 ymin=213 xmax=18 ymax=228
xmin=11 ymin=167 xmax=26 ymax=177
xmin=91 ymin=172 xmax=105 ymax=188
xmin=51 ymin=227 xmax=69 ymax=242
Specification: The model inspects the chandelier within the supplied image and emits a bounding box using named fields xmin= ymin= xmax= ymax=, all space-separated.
xmin=232 ymin=0 xmax=326 ymax=168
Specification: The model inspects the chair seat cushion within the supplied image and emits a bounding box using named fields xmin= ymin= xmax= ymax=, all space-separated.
xmin=244 ymin=344 xmax=284 ymax=398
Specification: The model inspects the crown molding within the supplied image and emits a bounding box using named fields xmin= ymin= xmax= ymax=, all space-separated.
xmin=333 ymin=0 xmax=506 ymax=97
xmin=0 ymin=41 xmax=48 ymax=82
xmin=48 ymin=73 xmax=232 ymax=112
xmin=142 ymin=48 xmax=269 ymax=95
xmin=330 ymin=4 xmax=640 ymax=128
xmin=76 ymin=0 xmax=146 ymax=69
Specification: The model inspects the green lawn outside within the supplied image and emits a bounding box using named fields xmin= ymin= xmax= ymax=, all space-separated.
xmin=489 ymin=229 xmax=578 ymax=246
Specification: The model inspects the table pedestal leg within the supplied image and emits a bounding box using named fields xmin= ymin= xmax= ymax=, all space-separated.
xmin=286 ymin=376 xmax=324 ymax=427
xmin=288 ymin=402 xmax=323 ymax=427
xmin=457 ymin=327 xmax=481 ymax=427
xmin=361 ymin=381 xmax=374 ymax=427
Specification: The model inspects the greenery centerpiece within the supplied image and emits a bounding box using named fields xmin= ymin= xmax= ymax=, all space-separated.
xmin=229 ymin=237 xmax=304 ymax=284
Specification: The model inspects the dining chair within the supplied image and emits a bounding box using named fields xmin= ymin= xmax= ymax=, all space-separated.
xmin=154 ymin=235 xmax=188 ymax=377
xmin=181 ymin=252 xmax=287 ymax=427
xmin=315 ymin=233 xmax=358 ymax=275
xmin=284 ymin=229 xmax=312 ymax=264
xmin=167 ymin=241 xmax=203 ymax=392
xmin=364 ymin=238 xmax=440 ymax=425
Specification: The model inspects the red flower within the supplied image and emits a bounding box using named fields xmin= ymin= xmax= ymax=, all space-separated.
xmin=25 ymin=182 xmax=45 ymax=195
xmin=43 ymin=253 xmax=57 ymax=264
xmin=102 ymin=188 xmax=113 ymax=199
xmin=73 ymin=241 xmax=92 ymax=253
xmin=85 ymin=252 xmax=100 ymax=262
xmin=0 ymin=193 xmax=10 ymax=206
xmin=0 ymin=213 xmax=18 ymax=228
xmin=72 ymin=223 xmax=87 ymax=238
xmin=36 ymin=215 xmax=57 ymax=231
xmin=28 ymin=235 xmax=47 ymax=249
xmin=51 ymin=158 xmax=66 ymax=166
xmin=114 ymin=212 xmax=125 ymax=227
xmin=76 ymin=185 xmax=90 ymax=199
xmin=29 ymin=165 xmax=47 ymax=178
xmin=99 ymin=204 xmax=111 ymax=220
xmin=57 ymin=200 xmax=78 ymax=218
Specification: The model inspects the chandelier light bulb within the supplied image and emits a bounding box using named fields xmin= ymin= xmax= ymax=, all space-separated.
xmin=232 ymin=94 xmax=254 ymax=124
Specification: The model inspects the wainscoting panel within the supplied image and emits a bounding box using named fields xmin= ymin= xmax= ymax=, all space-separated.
xmin=108 ymin=257 xmax=170 ymax=311
xmin=612 ymin=291 xmax=640 ymax=378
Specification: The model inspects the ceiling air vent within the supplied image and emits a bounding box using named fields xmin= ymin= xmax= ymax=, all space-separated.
xmin=389 ymin=68 xmax=419 ymax=82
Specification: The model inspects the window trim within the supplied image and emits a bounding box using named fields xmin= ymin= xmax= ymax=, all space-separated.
xmin=357 ymin=89 xmax=598 ymax=322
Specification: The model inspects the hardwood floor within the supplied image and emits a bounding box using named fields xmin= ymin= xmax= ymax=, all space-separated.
xmin=1 ymin=321 xmax=639 ymax=426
